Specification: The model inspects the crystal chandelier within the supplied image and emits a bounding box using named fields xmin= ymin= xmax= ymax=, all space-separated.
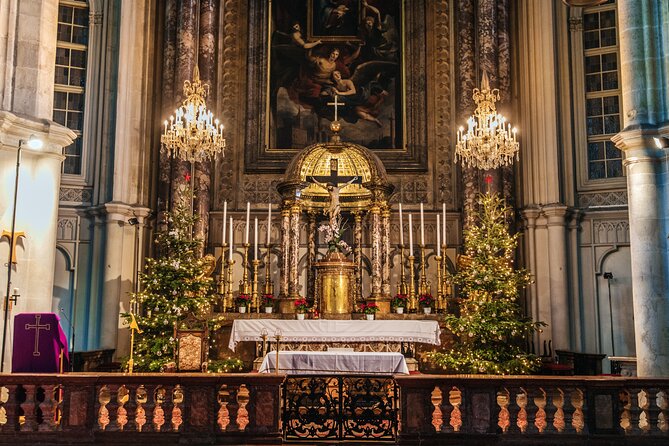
xmin=161 ymin=66 xmax=226 ymax=162
xmin=455 ymin=72 xmax=518 ymax=170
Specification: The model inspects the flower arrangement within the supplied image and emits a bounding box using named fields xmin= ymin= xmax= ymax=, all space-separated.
xmin=391 ymin=293 xmax=408 ymax=309
xmin=419 ymin=293 xmax=434 ymax=308
xmin=236 ymin=293 xmax=251 ymax=307
xmin=294 ymin=297 xmax=309 ymax=313
xmin=360 ymin=302 xmax=380 ymax=314
xmin=262 ymin=293 xmax=275 ymax=307
xmin=318 ymin=215 xmax=351 ymax=255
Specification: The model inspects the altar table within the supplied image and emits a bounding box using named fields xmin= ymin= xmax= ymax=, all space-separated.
xmin=258 ymin=351 xmax=409 ymax=375
xmin=229 ymin=319 xmax=441 ymax=351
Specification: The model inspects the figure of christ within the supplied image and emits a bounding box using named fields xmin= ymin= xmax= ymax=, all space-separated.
xmin=311 ymin=175 xmax=359 ymax=225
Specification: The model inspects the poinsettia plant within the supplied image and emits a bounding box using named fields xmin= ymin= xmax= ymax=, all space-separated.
xmin=236 ymin=294 xmax=251 ymax=307
xmin=294 ymin=297 xmax=309 ymax=313
xmin=391 ymin=293 xmax=408 ymax=309
xmin=262 ymin=293 xmax=275 ymax=306
xmin=419 ymin=293 xmax=433 ymax=308
xmin=360 ymin=302 xmax=380 ymax=314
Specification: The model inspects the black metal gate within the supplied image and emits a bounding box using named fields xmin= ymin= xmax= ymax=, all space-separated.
xmin=282 ymin=375 xmax=398 ymax=441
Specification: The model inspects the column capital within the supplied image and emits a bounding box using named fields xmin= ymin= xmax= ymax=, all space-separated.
xmin=542 ymin=204 xmax=569 ymax=226
xmin=613 ymin=126 xmax=669 ymax=162
xmin=520 ymin=207 xmax=541 ymax=228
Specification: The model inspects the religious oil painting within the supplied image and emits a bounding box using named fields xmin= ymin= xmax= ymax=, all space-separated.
xmin=268 ymin=0 xmax=404 ymax=151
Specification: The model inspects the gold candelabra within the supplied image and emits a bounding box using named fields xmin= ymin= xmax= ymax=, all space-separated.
xmin=435 ymin=254 xmax=443 ymax=312
xmin=408 ymin=254 xmax=416 ymax=311
xmin=225 ymin=258 xmax=235 ymax=311
xmin=217 ymin=243 xmax=228 ymax=309
xmin=398 ymin=244 xmax=407 ymax=296
xmin=263 ymin=244 xmax=274 ymax=296
xmin=274 ymin=329 xmax=282 ymax=375
xmin=441 ymin=244 xmax=451 ymax=311
xmin=418 ymin=244 xmax=429 ymax=297
xmin=252 ymin=259 xmax=261 ymax=313
xmin=239 ymin=243 xmax=251 ymax=297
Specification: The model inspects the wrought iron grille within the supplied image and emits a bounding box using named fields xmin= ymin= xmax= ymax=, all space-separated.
xmin=282 ymin=375 xmax=398 ymax=441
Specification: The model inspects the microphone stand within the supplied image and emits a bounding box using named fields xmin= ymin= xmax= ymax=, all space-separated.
xmin=59 ymin=308 xmax=75 ymax=372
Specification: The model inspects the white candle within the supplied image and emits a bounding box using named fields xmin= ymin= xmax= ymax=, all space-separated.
xmin=442 ymin=203 xmax=447 ymax=245
xmin=229 ymin=217 xmax=234 ymax=261
xmin=267 ymin=203 xmax=272 ymax=245
xmin=245 ymin=202 xmax=250 ymax=244
xmin=408 ymin=214 xmax=413 ymax=256
xmin=436 ymin=214 xmax=441 ymax=257
xmin=420 ymin=202 xmax=425 ymax=246
xmin=254 ymin=217 xmax=258 ymax=260
xmin=399 ymin=203 xmax=404 ymax=245
xmin=222 ymin=201 xmax=227 ymax=245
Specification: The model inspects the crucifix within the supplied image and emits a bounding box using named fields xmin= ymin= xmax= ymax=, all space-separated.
xmin=307 ymin=158 xmax=361 ymax=225
xmin=1 ymin=230 xmax=25 ymax=264
xmin=25 ymin=314 xmax=51 ymax=357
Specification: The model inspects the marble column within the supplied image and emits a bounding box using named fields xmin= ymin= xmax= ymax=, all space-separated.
xmin=279 ymin=207 xmax=290 ymax=298
xmin=612 ymin=0 xmax=669 ymax=377
xmin=306 ymin=211 xmax=316 ymax=300
xmin=193 ymin=0 xmax=218 ymax=246
xmin=381 ymin=206 xmax=391 ymax=298
xmin=289 ymin=204 xmax=301 ymax=298
xmin=354 ymin=211 xmax=363 ymax=301
xmin=369 ymin=204 xmax=382 ymax=298
xmin=170 ymin=0 xmax=197 ymax=211
xmin=158 ymin=0 xmax=177 ymax=219
xmin=544 ymin=205 xmax=571 ymax=350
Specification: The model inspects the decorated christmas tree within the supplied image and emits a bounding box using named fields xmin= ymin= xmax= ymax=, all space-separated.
xmin=126 ymin=199 xmax=219 ymax=372
xmin=429 ymin=187 xmax=543 ymax=374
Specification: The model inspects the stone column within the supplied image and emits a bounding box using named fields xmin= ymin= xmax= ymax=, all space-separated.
xmin=369 ymin=204 xmax=382 ymax=298
xmin=354 ymin=211 xmax=363 ymax=301
xmin=544 ymin=205 xmax=571 ymax=350
xmin=279 ymin=206 xmax=290 ymax=298
xmin=289 ymin=204 xmax=301 ymax=298
xmin=381 ymin=206 xmax=391 ymax=298
xmin=193 ymin=0 xmax=218 ymax=245
xmin=612 ymin=0 xmax=669 ymax=377
xmin=170 ymin=0 xmax=198 ymax=210
xmin=521 ymin=207 xmax=541 ymax=354
xmin=306 ymin=211 xmax=316 ymax=300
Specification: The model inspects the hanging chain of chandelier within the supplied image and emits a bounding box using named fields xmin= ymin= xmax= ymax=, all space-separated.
xmin=455 ymin=72 xmax=519 ymax=170
xmin=161 ymin=66 xmax=226 ymax=163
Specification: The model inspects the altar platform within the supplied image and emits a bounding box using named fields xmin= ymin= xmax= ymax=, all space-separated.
xmin=258 ymin=350 xmax=410 ymax=375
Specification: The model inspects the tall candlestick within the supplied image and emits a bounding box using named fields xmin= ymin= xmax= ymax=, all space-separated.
xmin=408 ymin=214 xmax=413 ymax=256
xmin=245 ymin=202 xmax=250 ymax=244
xmin=399 ymin=203 xmax=404 ymax=245
xmin=442 ymin=203 xmax=446 ymax=244
xmin=229 ymin=217 xmax=234 ymax=260
xmin=437 ymin=214 xmax=441 ymax=257
xmin=254 ymin=217 xmax=258 ymax=260
xmin=222 ymin=201 xmax=227 ymax=243
xmin=420 ymin=203 xmax=425 ymax=245
xmin=266 ymin=203 xmax=272 ymax=245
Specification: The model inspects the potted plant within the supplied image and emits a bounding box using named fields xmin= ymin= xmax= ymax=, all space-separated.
xmin=391 ymin=293 xmax=407 ymax=314
xmin=236 ymin=294 xmax=251 ymax=313
xmin=262 ymin=294 xmax=275 ymax=313
xmin=419 ymin=293 xmax=434 ymax=314
xmin=360 ymin=302 xmax=379 ymax=320
xmin=294 ymin=297 xmax=309 ymax=320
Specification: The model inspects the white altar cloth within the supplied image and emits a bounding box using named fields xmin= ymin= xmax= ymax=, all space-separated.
xmin=258 ymin=351 xmax=409 ymax=375
xmin=228 ymin=319 xmax=441 ymax=351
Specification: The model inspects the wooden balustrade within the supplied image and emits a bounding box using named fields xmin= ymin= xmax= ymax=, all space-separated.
xmin=0 ymin=373 xmax=668 ymax=444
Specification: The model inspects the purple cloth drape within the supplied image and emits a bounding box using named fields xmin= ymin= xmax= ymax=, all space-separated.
xmin=11 ymin=313 xmax=69 ymax=373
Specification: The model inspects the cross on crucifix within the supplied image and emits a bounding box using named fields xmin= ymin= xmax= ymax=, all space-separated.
xmin=326 ymin=94 xmax=345 ymax=122
xmin=25 ymin=314 xmax=51 ymax=357
xmin=1 ymin=230 xmax=26 ymax=264
xmin=307 ymin=158 xmax=362 ymax=223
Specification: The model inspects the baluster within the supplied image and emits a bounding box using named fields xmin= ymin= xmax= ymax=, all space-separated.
xmin=135 ymin=385 xmax=148 ymax=432
xmin=533 ymin=388 xmax=547 ymax=433
xmin=0 ymin=386 xmax=11 ymax=431
xmin=552 ymin=388 xmax=565 ymax=432
xmin=217 ymin=385 xmax=231 ymax=431
xmin=236 ymin=384 xmax=250 ymax=431
xmin=638 ymin=389 xmax=651 ymax=432
xmin=38 ymin=384 xmax=57 ymax=431
xmin=516 ymin=388 xmax=528 ymax=433
xmin=97 ymin=386 xmax=111 ymax=431
xmin=153 ymin=386 xmax=166 ymax=431
xmin=497 ymin=388 xmax=510 ymax=433
xmin=620 ymin=390 xmax=632 ymax=433
xmin=116 ymin=385 xmax=130 ymax=431
xmin=171 ymin=385 xmax=184 ymax=431
xmin=19 ymin=385 xmax=37 ymax=432
xmin=430 ymin=386 xmax=443 ymax=432
xmin=448 ymin=387 xmax=462 ymax=432
xmin=656 ymin=390 xmax=668 ymax=432
xmin=570 ymin=389 xmax=584 ymax=433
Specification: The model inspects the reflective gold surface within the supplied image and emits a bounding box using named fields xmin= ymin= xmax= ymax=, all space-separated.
xmin=315 ymin=254 xmax=356 ymax=315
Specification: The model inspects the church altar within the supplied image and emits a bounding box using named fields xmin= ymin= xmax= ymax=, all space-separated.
xmin=228 ymin=319 xmax=441 ymax=351
xmin=258 ymin=351 xmax=409 ymax=375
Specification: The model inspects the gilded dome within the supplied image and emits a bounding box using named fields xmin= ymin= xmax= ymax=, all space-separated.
xmin=279 ymin=140 xmax=392 ymax=211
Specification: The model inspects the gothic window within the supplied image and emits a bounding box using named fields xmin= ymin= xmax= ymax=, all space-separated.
xmin=583 ymin=1 xmax=623 ymax=180
xmin=53 ymin=1 xmax=89 ymax=175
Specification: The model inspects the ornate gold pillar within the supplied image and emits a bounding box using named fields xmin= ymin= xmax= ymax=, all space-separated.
xmin=289 ymin=203 xmax=301 ymax=298
xmin=381 ymin=205 xmax=391 ymax=298
xmin=306 ymin=211 xmax=317 ymax=300
xmin=353 ymin=211 xmax=363 ymax=301
xmin=369 ymin=203 xmax=382 ymax=298
xmin=279 ymin=206 xmax=290 ymax=298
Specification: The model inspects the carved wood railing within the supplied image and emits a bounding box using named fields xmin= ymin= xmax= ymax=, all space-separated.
xmin=396 ymin=375 xmax=669 ymax=444
xmin=0 ymin=373 xmax=283 ymax=443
